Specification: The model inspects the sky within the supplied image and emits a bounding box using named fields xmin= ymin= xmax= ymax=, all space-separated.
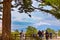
xmin=0 ymin=0 xmax=60 ymax=32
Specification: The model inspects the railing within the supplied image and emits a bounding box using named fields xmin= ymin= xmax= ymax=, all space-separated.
xmin=0 ymin=34 xmax=43 ymax=40
xmin=11 ymin=34 xmax=38 ymax=40
xmin=0 ymin=34 xmax=58 ymax=40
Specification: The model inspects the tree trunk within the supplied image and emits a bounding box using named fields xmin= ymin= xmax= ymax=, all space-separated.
xmin=2 ymin=0 xmax=11 ymax=40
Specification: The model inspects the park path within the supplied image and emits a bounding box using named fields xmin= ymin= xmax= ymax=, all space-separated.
xmin=49 ymin=38 xmax=60 ymax=40
xmin=26 ymin=38 xmax=60 ymax=40
xmin=44 ymin=37 xmax=60 ymax=40
xmin=19 ymin=37 xmax=60 ymax=40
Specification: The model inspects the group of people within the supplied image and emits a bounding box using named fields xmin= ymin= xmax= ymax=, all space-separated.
xmin=20 ymin=30 xmax=52 ymax=40
xmin=38 ymin=30 xmax=52 ymax=40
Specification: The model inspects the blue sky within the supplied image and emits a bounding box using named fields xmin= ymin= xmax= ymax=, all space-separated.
xmin=11 ymin=10 xmax=60 ymax=32
xmin=11 ymin=0 xmax=60 ymax=32
xmin=0 ymin=0 xmax=60 ymax=32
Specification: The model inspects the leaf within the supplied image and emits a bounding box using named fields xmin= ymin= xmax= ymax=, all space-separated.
xmin=18 ymin=10 xmax=23 ymax=13
xmin=28 ymin=14 xmax=31 ymax=17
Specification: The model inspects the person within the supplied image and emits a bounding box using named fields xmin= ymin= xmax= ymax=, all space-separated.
xmin=38 ymin=30 xmax=42 ymax=40
xmin=42 ymin=30 xmax=44 ymax=39
xmin=45 ymin=30 xmax=49 ymax=40
xmin=49 ymin=32 xmax=52 ymax=39
xmin=20 ymin=30 xmax=25 ymax=40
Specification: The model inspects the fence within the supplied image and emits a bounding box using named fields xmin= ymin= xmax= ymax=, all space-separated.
xmin=0 ymin=34 xmax=43 ymax=40
xmin=0 ymin=34 xmax=58 ymax=40
xmin=11 ymin=34 xmax=41 ymax=40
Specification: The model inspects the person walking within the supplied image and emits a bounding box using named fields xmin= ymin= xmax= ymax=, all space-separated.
xmin=38 ymin=30 xmax=42 ymax=40
xmin=45 ymin=30 xmax=49 ymax=40
xmin=42 ymin=30 xmax=44 ymax=39
xmin=20 ymin=30 xmax=25 ymax=40
xmin=49 ymin=32 xmax=52 ymax=39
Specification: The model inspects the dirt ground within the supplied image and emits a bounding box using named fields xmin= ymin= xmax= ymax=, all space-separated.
xmin=44 ymin=38 xmax=60 ymax=40
xmin=49 ymin=38 xmax=60 ymax=40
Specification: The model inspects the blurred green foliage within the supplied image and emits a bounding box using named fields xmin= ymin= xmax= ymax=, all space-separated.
xmin=26 ymin=26 xmax=37 ymax=36
xmin=40 ymin=0 xmax=60 ymax=19
xmin=58 ymin=30 xmax=60 ymax=36
xmin=46 ymin=28 xmax=55 ymax=34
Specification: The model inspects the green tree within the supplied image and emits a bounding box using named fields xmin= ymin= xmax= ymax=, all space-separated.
xmin=46 ymin=28 xmax=55 ymax=34
xmin=39 ymin=0 xmax=60 ymax=19
xmin=14 ymin=29 xmax=19 ymax=34
xmin=58 ymin=30 xmax=60 ymax=36
xmin=11 ymin=29 xmax=20 ymax=35
xmin=26 ymin=26 xmax=37 ymax=36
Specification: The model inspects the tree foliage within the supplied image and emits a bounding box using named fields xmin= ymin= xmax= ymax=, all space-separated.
xmin=39 ymin=0 xmax=60 ymax=19
xmin=26 ymin=26 xmax=37 ymax=36
xmin=46 ymin=28 xmax=55 ymax=34
xmin=58 ymin=30 xmax=60 ymax=36
xmin=0 ymin=0 xmax=60 ymax=19
xmin=13 ymin=29 xmax=20 ymax=34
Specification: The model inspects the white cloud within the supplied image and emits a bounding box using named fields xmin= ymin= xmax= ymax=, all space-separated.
xmin=32 ymin=16 xmax=43 ymax=20
xmin=33 ymin=22 xmax=51 ymax=26
xmin=11 ymin=11 xmax=44 ymax=23
xmin=11 ymin=11 xmax=30 ymax=22
xmin=11 ymin=10 xmax=60 ymax=27
xmin=40 ymin=19 xmax=60 ymax=26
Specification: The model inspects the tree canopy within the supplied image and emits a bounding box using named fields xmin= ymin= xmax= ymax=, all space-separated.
xmin=58 ymin=30 xmax=60 ymax=36
xmin=26 ymin=26 xmax=37 ymax=36
xmin=39 ymin=0 xmax=60 ymax=19
xmin=0 ymin=0 xmax=60 ymax=19
xmin=46 ymin=28 xmax=55 ymax=34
